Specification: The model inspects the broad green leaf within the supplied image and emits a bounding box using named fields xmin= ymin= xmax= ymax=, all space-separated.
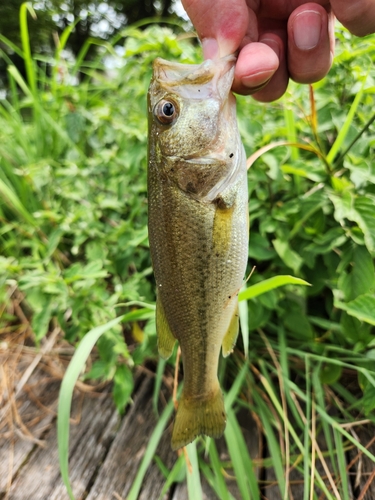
xmin=338 ymin=246 xmax=375 ymax=302
xmin=329 ymin=190 xmax=356 ymax=222
xmin=354 ymin=195 xmax=375 ymax=255
xmin=335 ymin=293 xmax=375 ymax=326
xmin=281 ymin=163 xmax=324 ymax=182
xmin=284 ymin=308 xmax=314 ymax=339
xmin=32 ymin=296 xmax=54 ymax=341
xmin=320 ymin=363 xmax=343 ymax=385
xmin=330 ymin=192 xmax=375 ymax=255
xmin=113 ymin=364 xmax=134 ymax=414
xmin=340 ymin=312 xmax=368 ymax=344
xmin=363 ymin=385 xmax=375 ymax=415
xmin=272 ymin=239 xmax=304 ymax=274
xmin=246 ymin=300 xmax=271 ymax=331
xmin=248 ymin=232 xmax=276 ymax=261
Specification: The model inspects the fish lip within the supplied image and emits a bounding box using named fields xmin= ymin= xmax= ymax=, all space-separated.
xmin=151 ymin=55 xmax=237 ymax=100
xmin=153 ymin=55 xmax=236 ymax=84
xmin=167 ymin=154 xmax=223 ymax=164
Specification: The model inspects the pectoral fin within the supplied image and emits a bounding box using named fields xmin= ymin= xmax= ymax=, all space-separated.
xmin=156 ymin=296 xmax=176 ymax=359
xmin=212 ymin=203 xmax=234 ymax=255
xmin=222 ymin=304 xmax=239 ymax=357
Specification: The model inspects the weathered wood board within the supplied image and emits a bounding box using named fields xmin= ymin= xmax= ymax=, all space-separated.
xmin=1 ymin=359 xmax=375 ymax=500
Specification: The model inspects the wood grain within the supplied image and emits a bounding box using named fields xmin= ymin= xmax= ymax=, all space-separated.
xmin=3 ymin=360 xmax=374 ymax=500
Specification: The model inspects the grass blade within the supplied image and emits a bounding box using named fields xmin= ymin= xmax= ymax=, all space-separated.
xmin=304 ymin=356 xmax=311 ymax=500
xmin=224 ymin=362 xmax=248 ymax=413
xmin=334 ymin=428 xmax=349 ymax=500
xmin=313 ymin=367 xmax=338 ymax=479
xmin=207 ymin=439 xmax=231 ymax=500
xmin=333 ymin=111 xmax=375 ymax=166
xmin=239 ymin=289 xmax=249 ymax=357
xmin=158 ymin=454 xmax=185 ymax=500
xmin=186 ymin=441 xmax=203 ymax=500
xmin=326 ymin=76 xmax=366 ymax=164
xmin=257 ymin=367 xmax=336 ymax=499
xmin=153 ymin=357 xmax=166 ymax=415
xmin=19 ymin=2 xmax=37 ymax=94
xmin=225 ymin=409 xmax=260 ymax=500
xmin=284 ymin=103 xmax=301 ymax=194
xmin=239 ymin=275 xmax=310 ymax=301
xmin=284 ymin=104 xmax=299 ymax=161
xmin=255 ymin=393 xmax=286 ymax=497
xmin=0 ymin=178 xmax=37 ymax=226
xmin=58 ymin=315 xmax=126 ymax=500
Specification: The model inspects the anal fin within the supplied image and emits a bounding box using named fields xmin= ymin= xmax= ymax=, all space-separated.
xmin=156 ymin=296 xmax=176 ymax=360
xmin=222 ymin=303 xmax=239 ymax=357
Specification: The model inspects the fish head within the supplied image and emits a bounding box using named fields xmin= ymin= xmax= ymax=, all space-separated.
xmin=148 ymin=56 xmax=242 ymax=200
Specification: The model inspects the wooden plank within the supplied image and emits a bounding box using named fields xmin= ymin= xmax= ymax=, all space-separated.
xmin=86 ymin=376 xmax=176 ymax=500
xmin=0 ymin=360 xmax=59 ymax=494
xmin=4 ymin=355 xmax=363 ymax=500
xmin=7 ymin=383 xmax=119 ymax=500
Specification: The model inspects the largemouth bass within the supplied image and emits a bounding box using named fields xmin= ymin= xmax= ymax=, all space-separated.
xmin=147 ymin=55 xmax=249 ymax=450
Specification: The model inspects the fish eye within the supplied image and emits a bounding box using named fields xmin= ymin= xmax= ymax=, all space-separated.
xmin=155 ymin=99 xmax=179 ymax=124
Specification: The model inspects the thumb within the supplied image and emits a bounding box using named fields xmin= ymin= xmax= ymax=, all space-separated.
xmin=182 ymin=0 xmax=251 ymax=58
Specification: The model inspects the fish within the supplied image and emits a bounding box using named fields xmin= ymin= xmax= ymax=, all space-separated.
xmin=147 ymin=55 xmax=249 ymax=450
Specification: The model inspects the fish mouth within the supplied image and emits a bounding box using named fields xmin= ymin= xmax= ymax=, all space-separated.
xmin=152 ymin=55 xmax=236 ymax=100
xmin=153 ymin=55 xmax=236 ymax=83
xmin=168 ymin=154 xmax=224 ymax=164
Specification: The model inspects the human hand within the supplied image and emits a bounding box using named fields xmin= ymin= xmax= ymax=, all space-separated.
xmin=181 ymin=0 xmax=375 ymax=101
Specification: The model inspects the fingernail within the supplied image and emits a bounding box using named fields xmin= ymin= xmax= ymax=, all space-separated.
xmin=202 ymin=38 xmax=219 ymax=60
xmin=293 ymin=10 xmax=322 ymax=50
xmin=241 ymin=72 xmax=274 ymax=90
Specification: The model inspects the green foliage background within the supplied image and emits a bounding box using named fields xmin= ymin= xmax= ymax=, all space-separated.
xmin=1 ymin=6 xmax=375 ymax=498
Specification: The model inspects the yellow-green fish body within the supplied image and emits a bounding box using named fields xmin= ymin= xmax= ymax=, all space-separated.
xmin=147 ymin=56 xmax=249 ymax=450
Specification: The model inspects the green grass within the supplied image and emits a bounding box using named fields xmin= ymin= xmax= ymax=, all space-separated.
xmin=1 ymin=7 xmax=375 ymax=499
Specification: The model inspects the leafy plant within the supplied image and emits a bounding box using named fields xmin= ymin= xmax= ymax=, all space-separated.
xmin=1 ymin=6 xmax=375 ymax=499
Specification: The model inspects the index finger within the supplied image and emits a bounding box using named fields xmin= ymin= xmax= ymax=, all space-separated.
xmin=330 ymin=0 xmax=375 ymax=36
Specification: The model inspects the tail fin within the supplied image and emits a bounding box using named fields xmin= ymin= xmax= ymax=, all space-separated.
xmin=171 ymin=388 xmax=226 ymax=450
